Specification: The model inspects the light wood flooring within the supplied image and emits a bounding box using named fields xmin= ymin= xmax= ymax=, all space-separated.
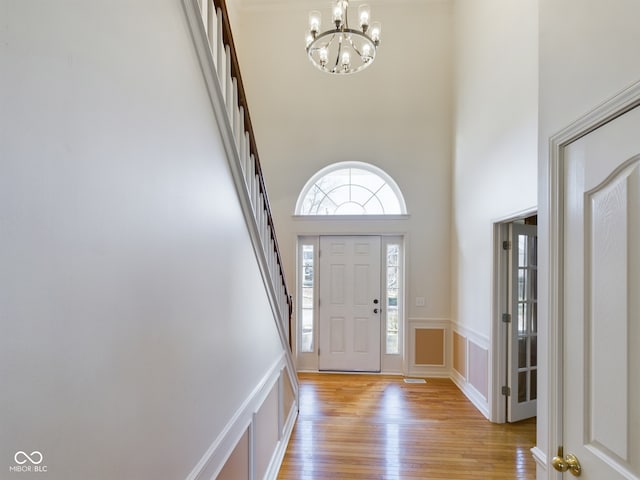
xmin=278 ymin=373 xmax=536 ymax=480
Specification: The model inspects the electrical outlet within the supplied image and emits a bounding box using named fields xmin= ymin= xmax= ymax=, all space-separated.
xmin=415 ymin=297 xmax=425 ymax=307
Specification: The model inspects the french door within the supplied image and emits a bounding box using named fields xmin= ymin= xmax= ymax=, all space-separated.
xmin=318 ymin=236 xmax=381 ymax=372
xmin=507 ymin=223 xmax=537 ymax=422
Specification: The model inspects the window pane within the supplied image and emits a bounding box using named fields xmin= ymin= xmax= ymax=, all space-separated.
xmin=530 ymin=236 xmax=538 ymax=267
xmin=301 ymin=309 xmax=313 ymax=352
xmin=350 ymin=184 xmax=377 ymax=205
xmin=374 ymin=184 xmax=401 ymax=214
xmin=518 ymin=302 xmax=527 ymax=334
xmin=518 ymin=235 xmax=528 ymax=267
xmin=518 ymin=269 xmax=527 ymax=301
xmin=386 ymin=244 xmax=400 ymax=354
xmin=351 ymin=168 xmax=385 ymax=192
xmin=518 ymin=337 xmax=527 ymax=368
xmin=530 ymin=335 xmax=537 ymax=367
xmin=530 ymin=369 xmax=537 ymax=400
xmin=387 ymin=245 xmax=399 ymax=266
xmin=300 ymin=245 xmax=314 ymax=352
xmin=518 ymin=371 xmax=527 ymax=403
xmin=531 ymin=302 xmax=538 ymax=333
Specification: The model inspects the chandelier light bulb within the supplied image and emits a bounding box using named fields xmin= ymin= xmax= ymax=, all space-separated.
xmin=358 ymin=4 xmax=370 ymax=31
xmin=309 ymin=11 xmax=321 ymax=36
xmin=362 ymin=43 xmax=372 ymax=62
xmin=332 ymin=3 xmax=344 ymax=28
xmin=319 ymin=47 xmax=329 ymax=66
xmin=371 ymin=21 xmax=381 ymax=45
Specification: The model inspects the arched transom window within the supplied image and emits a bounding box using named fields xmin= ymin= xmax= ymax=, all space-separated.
xmin=296 ymin=162 xmax=407 ymax=215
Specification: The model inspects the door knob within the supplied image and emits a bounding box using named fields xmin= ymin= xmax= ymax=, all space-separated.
xmin=373 ymin=299 xmax=379 ymax=304
xmin=373 ymin=308 xmax=379 ymax=314
xmin=552 ymin=447 xmax=582 ymax=476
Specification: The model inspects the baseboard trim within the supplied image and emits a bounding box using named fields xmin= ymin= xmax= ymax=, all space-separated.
xmin=530 ymin=446 xmax=547 ymax=470
xmin=451 ymin=372 xmax=490 ymax=420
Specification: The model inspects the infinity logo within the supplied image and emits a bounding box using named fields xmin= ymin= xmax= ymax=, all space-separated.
xmin=14 ymin=451 xmax=43 ymax=465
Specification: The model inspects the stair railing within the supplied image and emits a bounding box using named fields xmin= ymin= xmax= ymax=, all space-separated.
xmin=183 ymin=0 xmax=295 ymax=356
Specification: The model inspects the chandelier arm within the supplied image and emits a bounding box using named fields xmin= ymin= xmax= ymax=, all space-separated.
xmin=346 ymin=34 xmax=363 ymax=57
xmin=333 ymin=35 xmax=344 ymax=73
xmin=308 ymin=33 xmax=336 ymax=53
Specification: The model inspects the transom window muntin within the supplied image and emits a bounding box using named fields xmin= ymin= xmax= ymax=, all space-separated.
xmin=296 ymin=162 xmax=407 ymax=216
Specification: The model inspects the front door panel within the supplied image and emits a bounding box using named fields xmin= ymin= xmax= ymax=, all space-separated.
xmin=319 ymin=236 xmax=381 ymax=372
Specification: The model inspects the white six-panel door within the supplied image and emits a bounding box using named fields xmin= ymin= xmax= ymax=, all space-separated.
xmin=318 ymin=236 xmax=381 ymax=372
xmin=561 ymin=105 xmax=640 ymax=478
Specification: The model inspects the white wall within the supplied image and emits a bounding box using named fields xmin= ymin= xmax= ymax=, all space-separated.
xmin=0 ymin=1 xmax=284 ymax=478
xmin=451 ymin=0 xmax=538 ymax=338
xmin=537 ymin=1 xmax=640 ymax=477
xmin=234 ymin=1 xmax=454 ymax=363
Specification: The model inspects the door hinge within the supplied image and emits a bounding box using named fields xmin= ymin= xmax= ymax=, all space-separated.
xmin=502 ymin=386 xmax=511 ymax=396
xmin=502 ymin=313 xmax=511 ymax=323
xmin=502 ymin=240 xmax=512 ymax=250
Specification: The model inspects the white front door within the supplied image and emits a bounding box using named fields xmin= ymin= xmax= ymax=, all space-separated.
xmin=318 ymin=236 xmax=381 ymax=372
xmin=560 ymin=105 xmax=640 ymax=478
xmin=508 ymin=223 xmax=538 ymax=422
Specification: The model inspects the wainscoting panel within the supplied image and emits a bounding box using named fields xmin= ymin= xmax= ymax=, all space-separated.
xmin=415 ymin=328 xmax=445 ymax=365
xmin=468 ymin=341 xmax=489 ymax=399
xmin=216 ymin=430 xmax=249 ymax=480
xmin=254 ymin=386 xmax=280 ymax=480
xmin=450 ymin=325 xmax=490 ymax=419
xmin=453 ymin=331 xmax=467 ymax=378
xmin=407 ymin=319 xmax=450 ymax=377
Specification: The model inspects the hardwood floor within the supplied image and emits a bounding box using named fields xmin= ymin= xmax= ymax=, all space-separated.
xmin=278 ymin=373 xmax=536 ymax=480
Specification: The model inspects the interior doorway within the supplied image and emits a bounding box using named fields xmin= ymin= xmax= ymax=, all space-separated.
xmin=493 ymin=212 xmax=538 ymax=423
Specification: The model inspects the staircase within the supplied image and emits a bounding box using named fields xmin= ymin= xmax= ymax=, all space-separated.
xmin=182 ymin=0 xmax=299 ymax=478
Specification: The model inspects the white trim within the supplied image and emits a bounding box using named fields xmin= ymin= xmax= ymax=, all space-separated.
xmin=450 ymin=322 xmax=490 ymax=349
xmin=530 ymin=446 xmax=547 ymax=470
xmin=491 ymin=206 xmax=537 ymax=224
xmin=545 ymin=79 xmax=640 ymax=480
xmin=451 ymin=371 xmax=491 ymax=419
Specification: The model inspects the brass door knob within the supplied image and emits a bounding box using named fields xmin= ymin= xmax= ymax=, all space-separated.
xmin=552 ymin=447 xmax=582 ymax=476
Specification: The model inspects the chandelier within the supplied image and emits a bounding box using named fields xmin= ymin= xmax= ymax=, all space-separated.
xmin=306 ymin=1 xmax=381 ymax=75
